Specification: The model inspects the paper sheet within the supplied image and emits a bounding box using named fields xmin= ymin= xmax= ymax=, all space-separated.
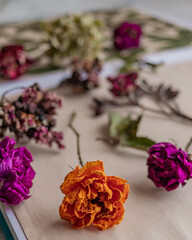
xmin=10 ymin=60 xmax=192 ymax=240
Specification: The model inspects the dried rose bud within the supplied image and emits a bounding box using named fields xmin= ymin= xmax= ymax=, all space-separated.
xmin=147 ymin=142 xmax=192 ymax=191
xmin=0 ymin=45 xmax=33 ymax=80
xmin=114 ymin=22 xmax=142 ymax=50
xmin=108 ymin=73 xmax=138 ymax=97
xmin=60 ymin=58 xmax=102 ymax=94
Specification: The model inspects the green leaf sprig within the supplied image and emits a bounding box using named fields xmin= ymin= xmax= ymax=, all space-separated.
xmin=97 ymin=112 xmax=155 ymax=151
xmin=147 ymin=29 xmax=192 ymax=50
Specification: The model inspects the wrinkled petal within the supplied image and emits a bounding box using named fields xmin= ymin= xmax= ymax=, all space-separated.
xmin=114 ymin=22 xmax=142 ymax=50
xmin=59 ymin=160 xmax=129 ymax=230
xmin=0 ymin=137 xmax=35 ymax=205
xmin=147 ymin=142 xmax=192 ymax=191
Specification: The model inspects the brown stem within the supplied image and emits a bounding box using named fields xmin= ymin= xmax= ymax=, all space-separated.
xmin=68 ymin=112 xmax=84 ymax=167
xmin=100 ymin=97 xmax=192 ymax=124
xmin=68 ymin=164 xmax=75 ymax=170
xmin=160 ymin=97 xmax=192 ymax=122
xmin=185 ymin=137 xmax=192 ymax=152
xmin=1 ymin=86 xmax=27 ymax=105
xmin=137 ymin=83 xmax=192 ymax=123
xmin=103 ymin=99 xmax=172 ymax=117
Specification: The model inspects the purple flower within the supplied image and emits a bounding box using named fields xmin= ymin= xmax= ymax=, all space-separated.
xmin=114 ymin=22 xmax=142 ymax=50
xmin=147 ymin=142 xmax=192 ymax=191
xmin=0 ymin=137 xmax=35 ymax=205
xmin=108 ymin=73 xmax=138 ymax=97
xmin=0 ymin=45 xmax=33 ymax=80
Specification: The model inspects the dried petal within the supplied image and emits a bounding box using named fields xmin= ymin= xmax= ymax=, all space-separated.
xmin=59 ymin=161 xmax=129 ymax=230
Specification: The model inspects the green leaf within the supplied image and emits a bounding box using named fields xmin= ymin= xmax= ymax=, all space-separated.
xmin=121 ymin=137 xmax=156 ymax=151
xmin=109 ymin=113 xmax=141 ymax=140
xmin=146 ymin=29 xmax=192 ymax=50
xmin=28 ymin=65 xmax=61 ymax=74
xmin=109 ymin=112 xmax=123 ymax=138
xmin=146 ymin=35 xmax=176 ymax=42
xmin=108 ymin=112 xmax=156 ymax=151
xmin=117 ymin=114 xmax=142 ymax=140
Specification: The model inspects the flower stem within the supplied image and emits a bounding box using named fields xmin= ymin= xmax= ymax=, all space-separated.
xmin=94 ymin=98 xmax=192 ymax=124
xmin=68 ymin=112 xmax=84 ymax=167
xmin=1 ymin=86 xmax=27 ymax=106
xmin=185 ymin=137 xmax=192 ymax=152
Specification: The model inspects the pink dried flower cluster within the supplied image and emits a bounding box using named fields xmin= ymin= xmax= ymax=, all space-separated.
xmin=34 ymin=127 xmax=64 ymax=149
xmin=0 ymin=84 xmax=64 ymax=149
xmin=108 ymin=73 xmax=138 ymax=97
xmin=0 ymin=45 xmax=33 ymax=80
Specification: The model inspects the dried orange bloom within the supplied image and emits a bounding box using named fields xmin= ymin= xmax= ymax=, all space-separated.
xmin=59 ymin=160 xmax=129 ymax=230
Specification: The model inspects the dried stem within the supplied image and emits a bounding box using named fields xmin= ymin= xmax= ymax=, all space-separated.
xmin=68 ymin=112 xmax=84 ymax=167
xmin=97 ymin=98 xmax=171 ymax=117
xmin=185 ymin=137 xmax=192 ymax=152
xmin=139 ymin=84 xmax=192 ymax=123
xmin=1 ymin=86 xmax=26 ymax=105
xmin=95 ymin=98 xmax=192 ymax=124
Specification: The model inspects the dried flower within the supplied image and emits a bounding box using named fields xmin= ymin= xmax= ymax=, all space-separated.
xmin=147 ymin=142 xmax=192 ymax=191
xmin=43 ymin=14 xmax=104 ymax=66
xmin=114 ymin=22 xmax=142 ymax=50
xmin=0 ymin=45 xmax=33 ymax=80
xmin=59 ymin=161 xmax=129 ymax=230
xmin=60 ymin=58 xmax=102 ymax=94
xmin=0 ymin=137 xmax=35 ymax=205
xmin=108 ymin=73 xmax=138 ymax=97
xmin=0 ymin=84 xmax=64 ymax=149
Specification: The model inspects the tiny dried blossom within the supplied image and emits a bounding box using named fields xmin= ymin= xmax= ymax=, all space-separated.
xmin=147 ymin=142 xmax=192 ymax=191
xmin=43 ymin=14 xmax=103 ymax=66
xmin=34 ymin=126 xmax=64 ymax=149
xmin=108 ymin=73 xmax=138 ymax=97
xmin=114 ymin=22 xmax=142 ymax=50
xmin=60 ymin=58 xmax=102 ymax=94
xmin=0 ymin=137 xmax=35 ymax=205
xmin=0 ymin=84 xmax=64 ymax=149
xmin=0 ymin=45 xmax=33 ymax=80
xmin=59 ymin=161 xmax=129 ymax=230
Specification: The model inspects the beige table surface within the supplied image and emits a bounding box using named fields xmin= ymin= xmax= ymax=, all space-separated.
xmin=12 ymin=60 xmax=192 ymax=240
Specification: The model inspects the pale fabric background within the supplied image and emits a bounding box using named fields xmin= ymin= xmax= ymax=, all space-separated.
xmin=0 ymin=0 xmax=192 ymax=28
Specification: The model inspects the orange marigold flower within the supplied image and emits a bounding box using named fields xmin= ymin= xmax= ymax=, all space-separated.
xmin=59 ymin=160 xmax=129 ymax=230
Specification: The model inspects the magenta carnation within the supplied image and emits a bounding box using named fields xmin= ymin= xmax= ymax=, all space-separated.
xmin=114 ymin=22 xmax=142 ymax=50
xmin=0 ymin=137 xmax=35 ymax=204
xmin=108 ymin=73 xmax=138 ymax=97
xmin=0 ymin=45 xmax=33 ymax=80
xmin=147 ymin=142 xmax=192 ymax=191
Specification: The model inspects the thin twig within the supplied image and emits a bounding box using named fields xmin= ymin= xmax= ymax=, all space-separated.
xmin=1 ymin=86 xmax=26 ymax=105
xmin=68 ymin=164 xmax=75 ymax=170
xmin=138 ymin=82 xmax=192 ymax=123
xmin=100 ymin=99 xmax=174 ymax=117
xmin=185 ymin=137 xmax=192 ymax=152
xmin=68 ymin=112 xmax=84 ymax=167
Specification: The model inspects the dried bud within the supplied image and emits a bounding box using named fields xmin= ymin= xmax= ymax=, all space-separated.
xmin=60 ymin=58 xmax=102 ymax=94
xmin=0 ymin=45 xmax=33 ymax=80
